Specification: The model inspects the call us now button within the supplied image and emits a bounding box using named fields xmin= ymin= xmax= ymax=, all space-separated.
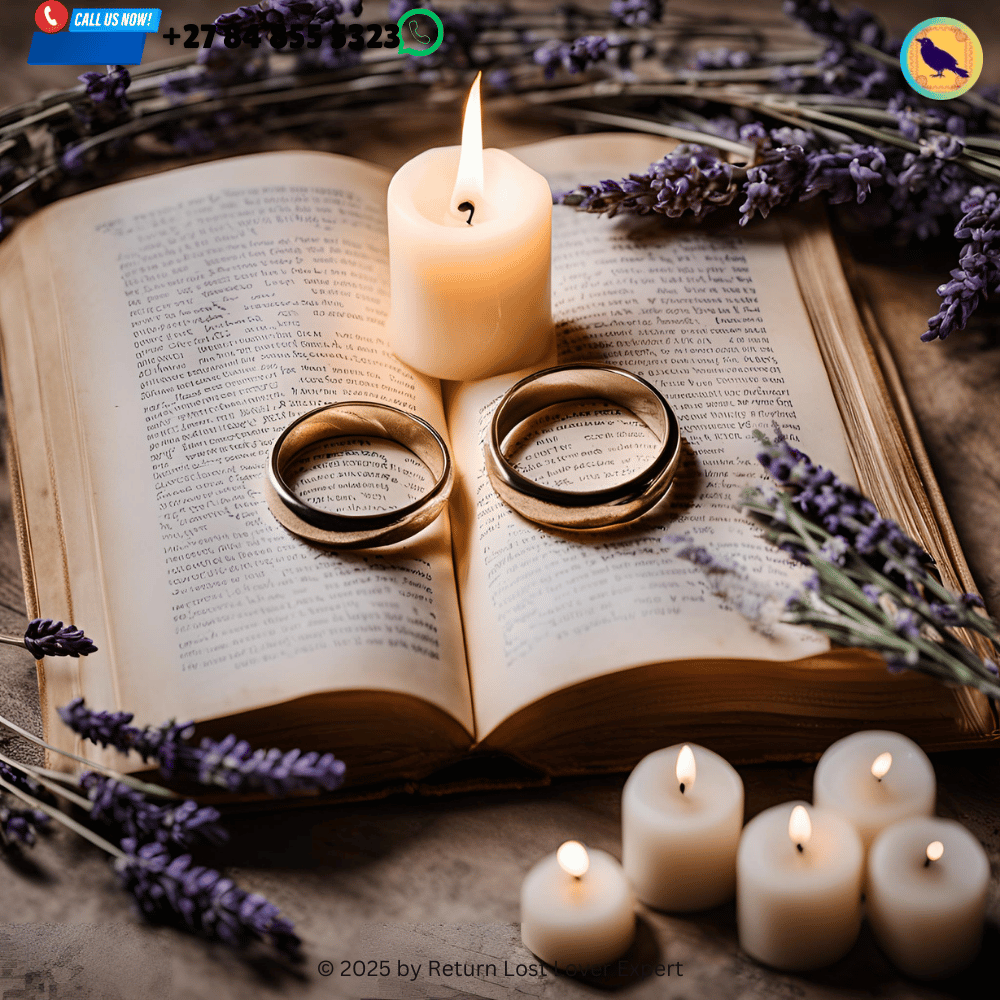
xmin=70 ymin=8 xmax=162 ymax=31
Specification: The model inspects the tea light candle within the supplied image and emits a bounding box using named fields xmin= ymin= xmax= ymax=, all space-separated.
xmin=867 ymin=817 xmax=989 ymax=979
xmin=813 ymin=730 xmax=935 ymax=850
xmin=387 ymin=73 xmax=554 ymax=381
xmin=521 ymin=841 xmax=635 ymax=969
xmin=622 ymin=743 xmax=744 ymax=910
xmin=737 ymin=802 xmax=864 ymax=971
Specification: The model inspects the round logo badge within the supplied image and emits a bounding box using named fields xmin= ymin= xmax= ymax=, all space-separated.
xmin=900 ymin=17 xmax=982 ymax=100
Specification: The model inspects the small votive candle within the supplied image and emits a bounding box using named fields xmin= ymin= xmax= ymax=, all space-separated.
xmin=622 ymin=743 xmax=744 ymax=910
xmin=521 ymin=841 xmax=635 ymax=969
xmin=813 ymin=730 xmax=935 ymax=850
xmin=867 ymin=817 xmax=989 ymax=979
xmin=737 ymin=802 xmax=864 ymax=971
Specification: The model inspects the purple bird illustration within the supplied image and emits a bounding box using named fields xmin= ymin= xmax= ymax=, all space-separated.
xmin=917 ymin=36 xmax=969 ymax=79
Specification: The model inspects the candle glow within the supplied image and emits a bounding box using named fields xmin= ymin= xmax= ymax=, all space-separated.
xmin=449 ymin=72 xmax=484 ymax=222
xmin=789 ymin=805 xmax=812 ymax=852
xmin=676 ymin=744 xmax=696 ymax=794
xmin=623 ymin=744 xmax=744 ymax=911
xmin=521 ymin=844 xmax=635 ymax=967
xmin=386 ymin=69 xmax=553 ymax=380
xmin=871 ymin=751 xmax=893 ymax=781
xmin=867 ymin=817 xmax=989 ymax=978
xmin=557 ymin=840 xmax=590 ymax=878
xmin=814 ymin=732 xmax=935 ymax=852
xmin=738 ymin=803 xmax=864 ymax=971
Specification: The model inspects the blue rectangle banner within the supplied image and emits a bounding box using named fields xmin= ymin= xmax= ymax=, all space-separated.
xmin=70 ymin=9 xmax=162 ymax=32
xmin=27 ymin=30 xmax=147 ymax=64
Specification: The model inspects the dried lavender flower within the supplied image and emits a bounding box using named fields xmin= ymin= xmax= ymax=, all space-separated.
xmin=57 ymin=698 xmax=188 ymax=759
xmin=158 ymin=733 xmax=347 ymax=796
xmin=610 ymin=0 xmax=663 ymax=28
xmin=801 ymin=145 xmax=887 ymax=205
xmin=740 ymin=145 xmax=810 ymax=224
xmin=116 ymin=842 xmax=301 ymax=959
xmin=216 ymin=0 xmax=361 ymax=32
xmin=23 ymin=618 xmax=98 ymax=658
xmin=751 ymin=431 xmax=931 ymax=582
xmin=59 ymin=699 xmax=346 ymax=797
xmin=81 ymin=773 xmax=228 ymax=850
xmin=78 ymin=65 xmax=131 ymax=116
xmin=740 ymin=431 xmax=1000 ymax=699
xmin=534 ymin=35 xmax=610 ymax=78
xmin=0 ymin=760 xmax=56 ymax=804
xmin=557 ymin=144 xmax=736 ymax=220
xmin=0 ymin=760 xmax=53 ymax=849
xmin=692 ymin=48 xmax=757 ymax=71
xmin=923 ymin=186 xmax=1000 ymax=341
xmin=0 ymin=803 xmax=49 ymax=847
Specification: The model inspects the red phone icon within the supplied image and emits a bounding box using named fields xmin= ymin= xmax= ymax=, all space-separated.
xmin=35 ymin=2 xmax=69 ymax=33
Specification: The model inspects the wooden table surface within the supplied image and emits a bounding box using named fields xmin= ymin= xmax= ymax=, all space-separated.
xmin=1 ymin=2 xmax=999 ymax=998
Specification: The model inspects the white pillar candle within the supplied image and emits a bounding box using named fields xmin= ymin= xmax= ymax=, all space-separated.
xmin=813 ymin=730 xmax=935 ymax=850
xmin=737 ymin=802 xmax=864 ymax=971
xmin=387 ymin=74 xmax=553 ymax=381
xmin=622 ymin=743 xmax=744 ymax=910
xmin=521 ymin=841 xmax=635 ymax=970
xmin=867 ymin=817 xmax=989 ymax=979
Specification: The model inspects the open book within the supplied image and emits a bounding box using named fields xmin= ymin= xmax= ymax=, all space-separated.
xmin=1 ymin=133 xmax=995 ymax=792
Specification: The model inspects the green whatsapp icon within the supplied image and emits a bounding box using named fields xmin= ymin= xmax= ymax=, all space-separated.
xmin=397 ymin=8 xmax=445 ymax=58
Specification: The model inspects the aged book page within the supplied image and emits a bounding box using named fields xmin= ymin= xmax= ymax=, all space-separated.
xmin=447 ymin=134 xmax=858 ymax=740
xmin=0 ymin=151 xmax=474 ymax=745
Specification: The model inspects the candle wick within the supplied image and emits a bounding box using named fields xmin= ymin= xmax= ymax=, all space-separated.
xmin=924 ymin=856 xmax=931 ymax=867
xmin=796 ymin=843 xmax=804 ymax=854
xmin=458 ymin=201 xmax=475 ymax=225
xmin=679 ymin=783 xmax=685 ymax=794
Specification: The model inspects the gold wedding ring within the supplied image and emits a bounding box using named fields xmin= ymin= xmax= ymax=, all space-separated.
xmin=485 ymin=364 xmax=681 ymax=529
xmin=266 ymin=402 xmax=453 ymax=548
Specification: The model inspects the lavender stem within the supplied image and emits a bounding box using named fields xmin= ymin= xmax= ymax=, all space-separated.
xmin=0 ymin=712 xmax=181 ymax=800
xmin=0 ymin=774 xmax=126 ymax=859
xmin=0 ymin=750 xmax=91 ymax=810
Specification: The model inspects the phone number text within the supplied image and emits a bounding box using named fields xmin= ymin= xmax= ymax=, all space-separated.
xmin=161 ymin=23 xmax=401 ymax=50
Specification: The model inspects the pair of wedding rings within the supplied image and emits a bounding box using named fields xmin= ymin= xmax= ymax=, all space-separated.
xmin=266 ymin=364 xmax=681 ymax=549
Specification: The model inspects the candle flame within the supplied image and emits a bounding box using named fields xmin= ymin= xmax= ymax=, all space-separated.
xmin=871 ymin=751 xmax=893 ymax=781
xmin=676 ymin=744 xmax=696 ymax=794
xmin=788 ymin=805 xmax=812 ymax=851
xmin=450 ymin=72 xmax=484 ymax=221
xmin=926 ymin=840 xmax=944 ymax=863
xmin=557 ymin=840 xmax=590 ymax=878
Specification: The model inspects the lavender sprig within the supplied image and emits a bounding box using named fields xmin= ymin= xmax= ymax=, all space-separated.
xmin=610 ymin=0 xmax=663 ymax=28
xmin=21 ymin=618 xmax=98 ymax=658
xmin=116 ymin=841 xmax=301 ymax=959
xmin=77 ymin=65 xmax=132 ymax=125
xmin=739 ymin=432 xmax=1000 ymax=699
xmin=59 ymin=699 xmax=346 ymax=797
xmin=922 ymin=186 xmax=1000 ymax=341
xmin=0 ymin=760 xmax=57 ymax=805
xmin=534 ymin=35 xmax=610 ymax=78
xmin=558 ymin=134 xmax=888 ymax=226
xmin=0 ymin=768 xmax=299 ymax=959
xmin=0 ymin=803 xmax=49 ymax=847
xmin=81 ymin=773 xmax=228 ymax=851
xmin=557 ymin=143 xmax=736 ymax=220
